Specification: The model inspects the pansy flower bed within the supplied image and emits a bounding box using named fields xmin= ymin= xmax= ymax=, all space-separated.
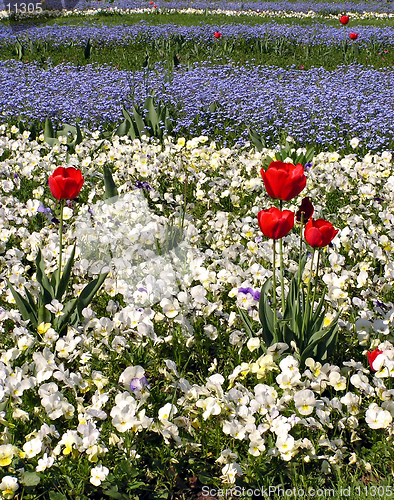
xmin=0 ymin=123 xmax=394 ymax=497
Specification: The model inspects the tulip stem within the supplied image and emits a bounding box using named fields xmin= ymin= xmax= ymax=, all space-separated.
xmin=58 ymin=199 xmax=65 ymax=286
xmin=310 ymin=250 xmax=321 ymax=324
xmin=279 ymin=200 xmax=285 ymax=313
xmin=302 ymin=248 xmax=316 ymax=341
xmin=279 ymin=237 xmax=285 ymax=313
xmin=272 ymin=239 xmax=277 ymax=341
xmin=298 ymin=212 xmax=304 ymax=288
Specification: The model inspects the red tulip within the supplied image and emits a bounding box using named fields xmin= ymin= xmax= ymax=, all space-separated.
xmin=304 ymin=219 xmax=339 ymax=248
xmin=214 ymin=32 xmax=222 ymax=39
xmin=339 ymin=15 xmax=349 ymax=24
xmin=257 ymin=207 xmax=294 ymax=240
xmin=296 ymin=197 xmax=314 ymax=223
xmin=260 ymin=161 xmax=307 ymax=201
xmin=349 ymin=33 xmax=358 ymax=40
xmin=367 ymin=349 xmax=383 ymax=372
xmin=149 ymin=1 xmax=153 ymax=3
xmin=48 ymin=167 xmax=84 ymax=200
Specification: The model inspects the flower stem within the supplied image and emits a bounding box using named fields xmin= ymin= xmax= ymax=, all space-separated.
xmin=181 ymin=172 xmax=188 ymax=234
xmin=279 ymin=200 xmax=285 ymax=313
xmin=302 ymin=248 xmax=316 ymax=340
xmin=310 ymin=250 xmax=321 ymax=324
xmin=279 ymin=237 xmax=285 ymax=313
xmin=58 ymin=199 xmax=65 ymax=285
xmin=298 ymin=213 xmax=304 ymax=288
xmin=272 ymin=239 xmax=277 ymax=342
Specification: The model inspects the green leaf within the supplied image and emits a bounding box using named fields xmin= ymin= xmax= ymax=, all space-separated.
xmin=258 ymin=278 xmax=275 ymax=346
xmin=281 ymin=322 xmax=296 ymax=346
xmin=57 ymin=123 xmax=77 ymax=137
xmin=54 ymin=298 xmax=78 ymax=335
xmin=115 ymin=119 xmax=130 ymax=137
xmin=102 ymin=486 xmax=124 ymax=499
xmin=77 ymin=272 xmax=108 ymax=318
xmin=249 ymin=128 xmax=265 ymax=152
xmin=104 ymin=165 xmax=119 ymax=201
xmin=84 ymin=37 xmax=92 ymax=59
xmin=7 ymin=281 xmax=36 ymax=325
xmin=24 ymin=286 xmax=38 ymax=316
xmin=49 ymin=492 xmax=67 ymax=500
xmin=37 ymin=304 xmax=52 ymax=326
xmin=311 ymin=286 xmax=327 ymax=324
xmin=35 ymin=248 xmax=54 ymax=304
xmin=237 ymin=306 xmax=255 ymax=339
xmin=146 ymin=96 xmax=160 ymax=135
xmin=55 ymin=245 xmax=76 ymax=301
xmin=132 ymin=105 xmax=146 ymax=136
xmin=44 ymin=117 xmax=55 ymax=139
xmin=22 ymin=472 xmax=41 ymax=487
xmin=75 ymin=123 xmax=83 ymax=146
xmin=121 ymin=106 xmax=133 ymax=123
xmin=300 ymin=319 xmax=339 ymax=364
xmin=129 ymin=482 xmax=146 ymax=490
xmin=316 ymin=324 xmax=338 ymax=362
xmin=51 ymin=268 xmax=58 ymax=290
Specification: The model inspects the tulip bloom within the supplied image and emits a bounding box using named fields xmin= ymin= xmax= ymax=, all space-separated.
xmin=304 ymin=219 xmax=339 ymax=248
xmin=261 ymin=161 xmax=306 ymax=201
xmin=339 ymin=15 xmax=349 ymax=24
xmin=367 ymin=349 xmax=383 ymax=372
xmin=48 ymin=167 xmax=84 ymax=200
xmin=349 ymin=33 xmax=358 ymax=40
xmin=296 ymin=197 xmax=314 ymax=223
xmin=257 ymin=207 xmax=294 ymax=240
xmin=214 ymin=32 xmax=222 ymax=39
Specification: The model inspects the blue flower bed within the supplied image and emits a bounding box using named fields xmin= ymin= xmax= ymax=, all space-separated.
xmin=2 ymin=59 xmax=394 ymax=150
xmin=2 ymin=21 xmax=394 ymax=47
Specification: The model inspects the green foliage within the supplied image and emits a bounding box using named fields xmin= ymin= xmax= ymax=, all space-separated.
xmin=8 ymin=247 xmax=108 ymax=336
xmin=44 ymin=118 xmax=84 ymax=155
xmin=239 ymin=253 xmax=339 ymax=366
xmin=103 ymin=165 xmax=119 ymax=200
xmin=84 ymin=37 xmax=92 ymax=59
xmin=251 ymin=135 xmax=315 ymax=169
xmin=115 ymin=96 xmax=174 ymax=141
xmin=259 ymin=274 xmax=339 ymax=366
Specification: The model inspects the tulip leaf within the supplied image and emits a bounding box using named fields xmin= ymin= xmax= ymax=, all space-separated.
xmin=115 ymin=119 xmax=130 ymax=137
xmin=258 ymin=278 xmax=274 ymax=346
xmin=237 ymin=306 xmax=254 ymax=339
xmin=7 ymin=281 xmax=36 ymax=325
xmin=44 ymin=117 xmax=55 ymax=139
xmin=248 ymin=127 xmax=266 ymax=152
xmin=281 ymin=322 xmax=296 ymax=346
xmin=311 ymin=286 xmax=327 ymax=324
xmin=76 ymin=272 xmax=108 ymax=319
xmin=103 ymin=165 xmax=119 ymax=201
xmin=58 ymin=123 xmax=76 ymax=136
xmin=132 ymin=105 xmax=146 ymax=136
xmin=37 ymin=304 xmax=51 ymax=326
xmin=35 ymin=248 xmax=55 ymax=304
xmin=145 ymin=96 xmax=158 ymax=130
xmin=316 ymin=324 xmax=338 ymax=362
xmin=121 ymin=106 xmax=133 ymax=123
xmin=300 ymin=317 xmax=339 ymax=364
xmin=24 ymin=286 xmax=38 ymax=315
xmin=51 ymin=269 xmax=58 ymax=290
xmin=55 ymin=298 xmax=78 ymax=335
xmin=55 ymin=244 xmax=76 ymax=301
